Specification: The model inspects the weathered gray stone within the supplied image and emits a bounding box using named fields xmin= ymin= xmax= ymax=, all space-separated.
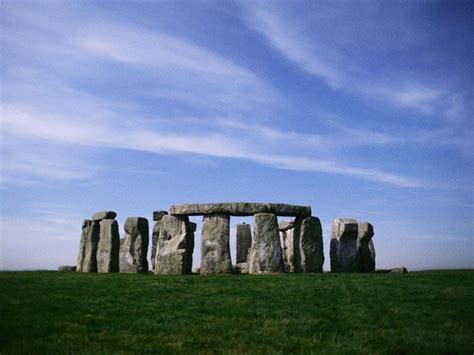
xmin=155 ymin=215 xmax=194 ymax=274
xmin=91 ymin=211 xmax=117 ymax=221
xmin=170 ymin=202 xmax=311 ymax=217
xmin=248 ymin=213 xmax=284 ymax=273
xmin=289 ymin=217 xmax=303 ymax=272
xmin=235 ymin=262 xmax=249 ymax=274
xmin=59 ymin=265 xmax=76 ymax=272
xmin=236 ymin=223 xmax=252 ymax=263
xmin=153 ymin=210 xmax=168 ymax=221
xmin=331 ymin=219 xmax=376 ymax=273
xmin=356 ymin=222 xmax=375 ymax=272
xmin=330 ymin=218 xmax=358 ymax=272
xmin=151 ymin=221 xmax=161 ymax=271
xmin=81 ymin=220 xmax=100 ymax=272
xmin=120 ymin=217 xmax=149 ymax=273
xmin=390 ymin=266 xmax=408 ymax=273
xmin=97 ymin=219 xmax=120 ymax=273
xmin=299 ymin=216 xmax=324 ymax=272
xmin=278 ymin=220 xmax=294 ymax=232
xmin=76 ymin=219 xmax=91 ymax=272
xmin=201 ymin=214 xmax=232 ymax=274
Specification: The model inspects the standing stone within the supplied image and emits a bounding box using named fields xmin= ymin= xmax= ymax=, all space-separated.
xmin=76 ymin=219 xmax=91 ymax=272
xmin=151 ymin=212 xmax=168 ymax=271
xmin=356 ymin=222 xmax=375 ymax=272
xmin=299 ymin=216 xmax=324 ymax=272
xmin=236 ymin=223 xmax=252 ymax=263
xmin=330 ymin=218 xmax=359 ymax=272
xmin=91 ymin=211 xmax=117 ymax=221
xmin=97 ymin=219 xmax=120 ymax=273
xmin=201 ymin=214 xmax=232 ymax=274
xmin=120 ymin=217 xmax=149 ymax=273
xmin=248 ymin=213 xmax=284 ymax=273
xmin=284 ymin=218 xmax=303 ymax=272
xmin=155 ymin=215 xmax=194 ymax=274
xmin=81 ymin=220 xmax=100 ymax=272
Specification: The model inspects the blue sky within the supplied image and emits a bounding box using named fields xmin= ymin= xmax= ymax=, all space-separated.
xmin=1 ymin=0 xmax=473 ymax=271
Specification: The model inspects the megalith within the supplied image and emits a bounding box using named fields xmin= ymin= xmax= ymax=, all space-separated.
xmin=120 ymin=217 xmax=149 ymax=273
xmin=236 ymin=222 xmax=252 ymax=263
xmin=299 ymin=216 xmax=324 ymax=272
xmin=331 ymin=218 xmax=376 ymax=272
xmin=279 ymin=219 xmax=302 ymax=272
xmin=356 ymin=222 xmax=375 ymax=272
xmin=248 ymin=213 xmax=284 ymax=273
xmin=154 ymin=215 xmax=194 ymax=274
xmin=151 ymin=211 xmax=168 ymax=271
xmin=81 ymin=220 xmax=100 ymax=272
xmin=97 ymin=219 xmax=120 ymax=273
xmin=201 ymin=214 xmax=232 ymax=274
xmin=76 ymin=219 xmax=91 ymax=272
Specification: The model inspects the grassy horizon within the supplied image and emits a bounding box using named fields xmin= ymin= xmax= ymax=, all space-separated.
xmin=1 ymin=270 xmax=473 ymax=353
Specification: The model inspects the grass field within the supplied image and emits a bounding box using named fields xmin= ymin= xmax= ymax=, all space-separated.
xmin=1 ymin=270 xmax=473 ymax=353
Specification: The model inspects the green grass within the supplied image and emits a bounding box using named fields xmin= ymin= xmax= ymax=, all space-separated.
xmin=1 ymin=271 xmax=473 ymax=353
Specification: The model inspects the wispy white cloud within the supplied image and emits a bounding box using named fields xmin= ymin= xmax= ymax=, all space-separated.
xmin=241 ymin=1 xmax=470 ymax=121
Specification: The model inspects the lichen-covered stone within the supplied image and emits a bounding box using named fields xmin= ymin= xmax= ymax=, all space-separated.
xmin=248 ymin=213 xmax=284 ymax=273
xmin=299 ymin=216 xmax=324 ymax=272
xmin=356 ymin=222 xmax=375 ymax=272
xmin=97 ymin=219 xmax=120 ymax=273
xmin=330 ymin=218 xmax=358 ymax=272
xmin=236 ymin=223 xmax=252 ymax=263
xmin=153 ymin=210 xmax=168 ymax=221
xmin=151 ymin=221 xmax=161 ymax=271
xmin=154 ymin=215 xmax=194 ymax=274
xmin=81 ymin=220 xmax=100 ymax=272
xmin=120 ymin=217 xmax=149 ymax=273
xmin=91 ymin=211 xmax=117 ymax=221
xmin=170 ymin=202 xmax=311 ymax=217
xmin=76 ymin=219 xmax=91 ymax=272
xmin=201 ymin=214 xmax=232 ymax=274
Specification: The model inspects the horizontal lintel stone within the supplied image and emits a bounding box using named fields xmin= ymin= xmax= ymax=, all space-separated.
xmin=169 ymin=203 xmax=311 ymax=217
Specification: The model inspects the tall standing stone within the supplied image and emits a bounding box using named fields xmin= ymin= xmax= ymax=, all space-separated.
xmin=76 ymin=219 xmax=91 ymax=272
xmin=154 ymin=215 xmax=194 ymax=275
xmin=299 ymin=216 xmax=324 ymax=272
xmin=248 ymin=213 xmax=284 ymax=273
xmin=120 ymin=217 xmax=149 ymax=273
xmin=236 ymin=222 xmax=252 ymax=263
xmin=288 ymin=218 xmax=303 ymax=273
xmin=201 ymin=214 xmax=232 ymax=274
xmin=97 ymin=219 xmax=120 ymax=273
xmin=151 ymin=211 xmax=168 ymax=271
xmin=81 ymin=220 xmax=100 ymax=272
xmin=356 ymin=222 xmax=375 ymax=272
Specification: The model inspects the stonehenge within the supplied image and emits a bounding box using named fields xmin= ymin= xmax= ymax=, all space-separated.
xmin=201 ymin=214 xmax=232 ymax=274
xmin=97 ymin=219 xmax=120 ymax=273
xmin=76 ymin=204 xmax=379 ymax=275
xmin=154 ymin=215 xmax=195 ymax=275
xmin=236 ymin=223 xmax=251 ymax=263
xmin=120 ymin=217 xmax=149 ymax=273
xmin=330 ymin=218 xmax=376 ymax=272
xmin=248 ymin=213 xmax=284 ymax=273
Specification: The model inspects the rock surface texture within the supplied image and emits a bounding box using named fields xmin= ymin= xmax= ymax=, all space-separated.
xmin=91 ymin=211 xmax=117 ymax=221
xmin=248 ymin=213 xmax=284 ymax=273
xmin=236 ymin=223 xmax=252 ymax=263
xmin=153 ymin=210 xmax=168 ymax=221
xmin=200 ymin=214 xmax=232 ymax=274
xmin=356 ymin=222 xmax=375 ymax=272
xmin=151 ymin=221 xmax=161 ymax=271
xmin=279 ymin=220 xmax=300 ymax=272
xmin=97 ymin=219 xmax=120 ymax=273
xmin=120 ymin=217 xmax=149 ymax=273
xmin=81 ymin=220 xmax=100 ymax=272
xmin=170 ymin=203 xmax=311 ymax=217
xmin=331 ymin=218 xmax=375 ymax=272
xmin=154 ymin=215 xmax=194 ymax=274
xmin=76 ymin=219 xmax=91 ymax=272
xmin=299 ymin=216 xmax=324 ymax=272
